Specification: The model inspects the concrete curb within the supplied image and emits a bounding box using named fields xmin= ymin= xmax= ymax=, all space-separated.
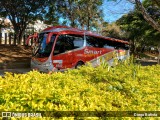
xmin=136 ymin=58 xmax=158 ymax=62
xmin=136 ymin=59 xmax=158 ymax=66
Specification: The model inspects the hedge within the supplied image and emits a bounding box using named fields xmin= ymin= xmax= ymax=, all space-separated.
xmin=0 ymin=59 xmax=160 ymax=119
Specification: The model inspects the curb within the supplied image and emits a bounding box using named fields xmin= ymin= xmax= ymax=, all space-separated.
xmin=136 ymin=59 xmax=158 ymax=66
xmin=136 ymin=58 xmax=158 ymax=62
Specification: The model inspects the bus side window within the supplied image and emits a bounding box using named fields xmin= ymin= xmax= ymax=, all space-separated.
xmin=86 ymin=36 xmax=99 ymax=47
xmin=86 ymin=36 xmax=114 ymax=48
xmin=73 ymin=36 xmax=84 ymax=49
xmin=113 ymin=43 xmax=129 ymax=50
xmin=65 ymin=36 xmax=74 ymax=51
xmin=54 ymin=35 xmax=84 ymax=55
xmin=98 ymin=38 xmax=108 ymax=48
xmin=65 ymin=35 xmax=84 ymax=50
xmin=103 ymin=40 xmax=115 ymax=49
xmin=124 ymin=44 xmax=130 ymax=50
xmin=53 ymin=35 xmax=74 ymax=55
xmin=54 ymin=35 xmax=66 ymax=55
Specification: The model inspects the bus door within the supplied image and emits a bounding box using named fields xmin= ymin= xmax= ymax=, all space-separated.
xmin=52 ymin=35 xmax=74 ymax=69
xmin=52 ymin=34 xmax=85 ymax=69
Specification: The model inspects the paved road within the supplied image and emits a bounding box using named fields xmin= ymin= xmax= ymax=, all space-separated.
xmin=0 ymin=59 xmax=158 ymax=76
xmin=136 ymin=59 xmax=158 ymax=66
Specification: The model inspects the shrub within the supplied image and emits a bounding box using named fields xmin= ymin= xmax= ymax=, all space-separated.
xmin=0 ymin=60 xmax=160 ymax=119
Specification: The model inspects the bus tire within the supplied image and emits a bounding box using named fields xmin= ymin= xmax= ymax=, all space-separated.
xmin=75 ymin=61 xmax=84 ymax=69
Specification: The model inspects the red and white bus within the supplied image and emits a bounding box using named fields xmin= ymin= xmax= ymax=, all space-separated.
xmin=26 ymin=26 xmax=130 ymax=72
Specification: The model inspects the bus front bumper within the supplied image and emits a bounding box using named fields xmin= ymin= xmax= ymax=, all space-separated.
xmin=31 ymin=60 xmax=57 ymax=73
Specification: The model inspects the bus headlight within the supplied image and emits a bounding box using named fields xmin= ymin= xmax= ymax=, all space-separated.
xmin=43 ymin=62 xmax=52 ymax=67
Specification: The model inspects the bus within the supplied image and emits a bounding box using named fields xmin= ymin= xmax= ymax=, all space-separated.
xmin=26 ymin=26 xmax=130 ymax=72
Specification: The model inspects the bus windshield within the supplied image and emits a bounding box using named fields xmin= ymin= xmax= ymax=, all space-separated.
xmin=33 ymin=33 xmax=56 ymax=58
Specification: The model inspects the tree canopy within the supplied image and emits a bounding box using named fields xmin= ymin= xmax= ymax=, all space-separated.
xmin=0 ymin=0 xmax=104 ymax=42
xmin=46 ymin=0 xmax=103 ymax=31
xmin=135 ymin=0 xmax=160 ymax=32
xmin=0 ymin=0 xmax=49 ymax=44
xmin=117 ymin=10 xmax=160 ymax=50
xmin=115 ymin=0 xmax=160 ymax=62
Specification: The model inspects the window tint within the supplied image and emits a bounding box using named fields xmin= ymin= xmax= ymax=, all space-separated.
xmin=38 ymin=33 xmax=49 ymax=43
xmin=54 ymin=35 xmax=84 ymax=55
xmin=86 ymin=35 xmax=128 ymax=49
xmin=73 ymin=37 xmax=84 ymax=48
xmin=50 ymin=35 xmax=56 ymax=42
xmin=86 ymin=36 xmax=114 ymax=48
xmin=101 ymin=39 xmax=115 ymax=49
xmin=86 ymin=36 xmax=99 ymax=47
xmin=34 ymin=34 xmax=56 ymax=58
xmin=114 ymin=43 xmax=129 ymax=50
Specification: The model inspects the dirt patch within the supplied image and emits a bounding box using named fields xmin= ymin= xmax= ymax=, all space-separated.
xmin=0 ymin=45 xmax=32 ymax=69
xmin=0 ymin=45 xmax=159 ymax=68
xmin=0 ymin=45 xmax=32 ymax=63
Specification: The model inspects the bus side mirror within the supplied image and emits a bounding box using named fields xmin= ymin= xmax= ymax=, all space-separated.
xmin=33 ymin=32 xmax=38 ymax=37
xmin=26 ymin=32 xmax=38 ymax=46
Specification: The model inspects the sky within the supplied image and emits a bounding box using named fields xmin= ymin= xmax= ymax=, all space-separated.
xmin=102 ymin=0 xmax=135 ymax=23
xmin=58 ymin=0 xmax=135 ymax=25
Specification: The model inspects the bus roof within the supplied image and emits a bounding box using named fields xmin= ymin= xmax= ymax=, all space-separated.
xmin=41 ymin=26 xmax=129 ymax=44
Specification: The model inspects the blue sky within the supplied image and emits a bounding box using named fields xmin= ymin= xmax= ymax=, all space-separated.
xmin=59 ymin=0 xmax=135 ymax=25
xmin=102 ymin=0 xmax=135 ymax=23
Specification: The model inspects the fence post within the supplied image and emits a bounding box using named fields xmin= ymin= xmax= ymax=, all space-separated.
xmin=0 ymin=33 xmax=2 ymax=45
xmin=9 ymin=33 xmax=12 ymax=45
xmin=14 ymin=34 xmax=16 ymax=45
xmin=23 ymin=34 xmax=26 ymax=45
xmin=31 ymin=37 xmax=33 ymax=46
xmin=5 ymin=33 xmax=7 ymax=45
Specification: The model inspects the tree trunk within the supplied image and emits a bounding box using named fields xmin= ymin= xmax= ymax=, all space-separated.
xmin=135 ymin=0 xmax=160 ymax=32
xmin=130 ymin=39 xmax=136 ymax=55
xmin=18 ymin=29 xmax=25 ymax=45
xmin=70 ymin=16 xmax=76 ymax=27
xmin=13 ymin=27 xmax=26 ymax=45
xmin=135 ymin=0 xmax=160 ymax=64
xmin=158 ymin=43 xmax=160 ymax=64
xmin=87 ymin=16 xmax=90 ymax=31
xmin=86 ymin=5 xmax=90 ymax=31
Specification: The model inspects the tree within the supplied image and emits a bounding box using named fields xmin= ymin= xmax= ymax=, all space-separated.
xmin=134 ymin=0 xmax=160 ymax=32
xmin=0 ymin=18 xmax=5 ymax=32
xmin=134 ymin=0 xmax=160 ymax=63
xmin=55 ymin=0 xmax=79 ymax=27
xmin=102 ymin=23 xmax=125 ymax=39
xmin=47 ymin=0 xmax=103 ymax=31
xmin=0 ymin=0 xmax=49 ymax=44
xmin=116 ymin=11 xmax=147 ymax=54
xmin=77 ymin=0 xmax=103 ymax=31
xmin=116 ymin=2 xmax=160 ymax=63
xmin=44 ymin=1 xmax=59 ymax=26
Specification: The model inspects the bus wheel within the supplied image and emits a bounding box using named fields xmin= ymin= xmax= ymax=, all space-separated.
xmin=75 ymin=61 xmax=84 ymax=69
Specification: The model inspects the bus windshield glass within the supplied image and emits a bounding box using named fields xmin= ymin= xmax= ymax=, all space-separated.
xmin=33 ymin=33 xmax=56 ymax=58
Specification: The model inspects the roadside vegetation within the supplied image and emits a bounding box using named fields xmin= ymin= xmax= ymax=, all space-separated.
xmin=0 ymin=58 xmax=159 ymax=119
xmin=0 ymin=0 xmax=160 ymax=119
